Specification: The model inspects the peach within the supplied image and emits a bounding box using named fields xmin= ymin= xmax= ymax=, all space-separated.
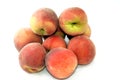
xmin=42 ymin=35 xmax=66 ymax=51
xmin=30 ymin=8 xmax=58 ymax=36
xmin=68 ymin=36 xmax=95 ymax=65
xmin=45 ymin=47 xmax=78 ymax=79
xmin=19 ymin=42 xmax=46 ymax=73
xmin=14 ymin=27 xmax=42 ymax=51
xmin=59 ymin=7 xmax=88 ymax=36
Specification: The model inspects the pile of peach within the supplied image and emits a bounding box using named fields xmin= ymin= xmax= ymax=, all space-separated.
xmin=14 ymin=7 xmax=96 ymax=79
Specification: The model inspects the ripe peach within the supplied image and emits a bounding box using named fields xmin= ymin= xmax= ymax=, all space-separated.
xmin=59 ymin=7 xmax=88 ymax=36
xmin=45 ymin=47 xmax=78 ymax=79
xmin=19 ymin=42 xmax=46 ymax=73
xmin=42 ymin=35 xmax=66 ymax=51
xmin=14 ymin=27 xmax=42 ymax=51
xmin=30 ymin=8 xmax=58 ymax=36
xmin=68 ymin=36 xmax=95 ymax=65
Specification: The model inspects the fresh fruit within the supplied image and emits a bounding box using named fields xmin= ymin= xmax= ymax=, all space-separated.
xmin=68 ymin=35 xmax=95 ymax=65
xmin=30 ymin=8 xmax=58 ymax=36
xmin=14 ymin=27 xmax=42 ymax=51
xmin=59 ymin=7 xmax=88 ymax=36
xmin=42 ymin=35 xmax=66 ymax=51
xmin=45 ymin=47 xmax=78 ymax=79
xmin=14 ymin=7 xmax=96 ymax=79
xmin=19 ymin=42 xmax=46 ymax=73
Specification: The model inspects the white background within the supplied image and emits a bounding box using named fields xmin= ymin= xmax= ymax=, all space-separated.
xmin=0 ymin=0 xmax=120 ymax=80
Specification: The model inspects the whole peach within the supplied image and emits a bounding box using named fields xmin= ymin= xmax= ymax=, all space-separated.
xmin=68 ymin=36 xmax=95 ymax=65
xmin=19 ymin=42 xmax=46 ymax=73
xmin=14 ymin=27 xmax=42 ymax=51
xmin=30 ymin=8 xmax=58 ymax=36
xmin=46 ymin=47 xmax=78 ymax=79
xmin=42 ymin=35 xmax=67 ymax=51
xmin=59 ymin=7 xmax=88 ymax=36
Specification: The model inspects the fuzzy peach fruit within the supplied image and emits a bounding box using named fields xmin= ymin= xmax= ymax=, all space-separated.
xmin=14 ymin=27 xmax=42 ymax=51
xmin=45 ymin=47 xmax=78 ymax=79
xmin=68 ymin=36 xmax=95 ymax=65
xmin=19 ymin=42 xmax=46 ymax=73
xmin=42 ymin=35 xmax=67 ymax=51
xmin=30 ymin=8 xmax=58 ymax=36
xmin=59 ymin=7 xmax=88 ymax=36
